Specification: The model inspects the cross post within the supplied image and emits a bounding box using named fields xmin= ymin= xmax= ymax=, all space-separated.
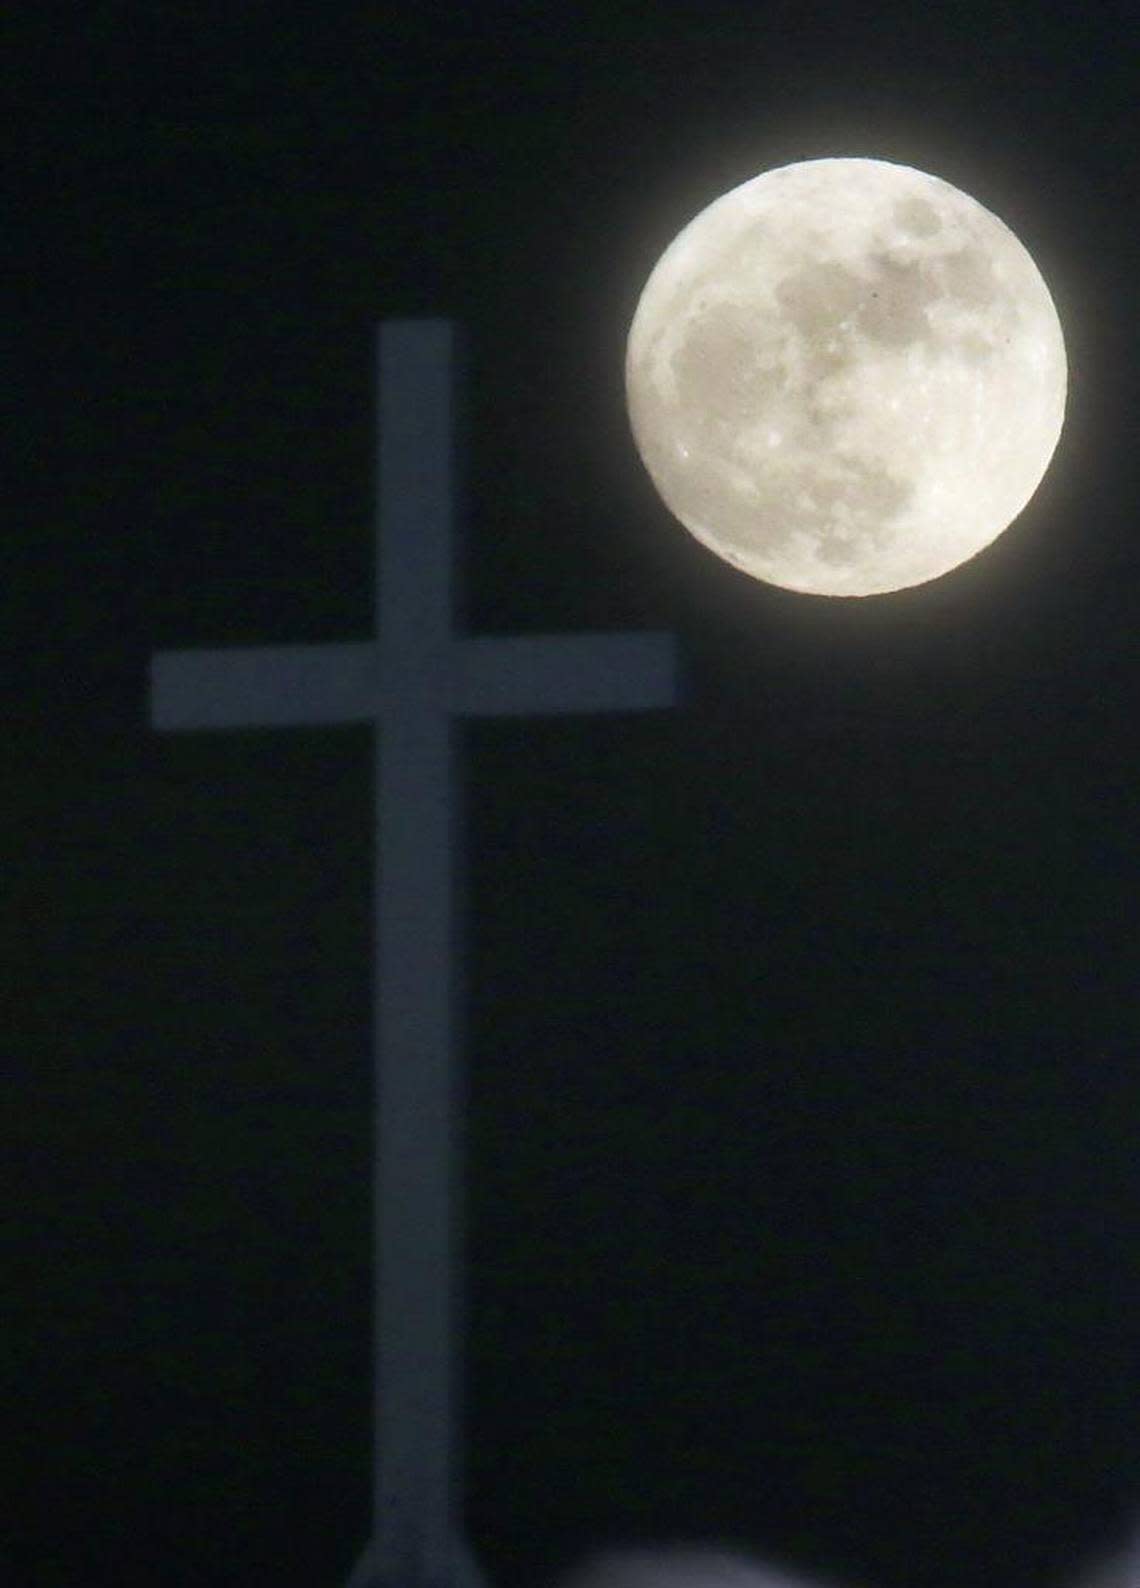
xmin=150 ymin=320 xmax=680 ymax=1588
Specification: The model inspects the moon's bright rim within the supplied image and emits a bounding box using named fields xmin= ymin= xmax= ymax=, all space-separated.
xmin=625 ymin=157 xmax=1067 ymax=596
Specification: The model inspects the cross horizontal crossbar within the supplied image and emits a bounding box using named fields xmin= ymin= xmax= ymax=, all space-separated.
xmin=150 ymin=631 xmax=677 ymax=731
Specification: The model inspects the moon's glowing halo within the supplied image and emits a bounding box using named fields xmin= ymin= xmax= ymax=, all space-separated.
xmin=625 ymin=157 xmax=1067 ymax=597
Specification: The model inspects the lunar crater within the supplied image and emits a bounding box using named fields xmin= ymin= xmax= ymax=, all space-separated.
xmin=893 ymin=194 xmax=943 ymax=237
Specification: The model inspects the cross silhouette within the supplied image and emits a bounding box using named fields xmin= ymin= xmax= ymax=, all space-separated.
xmin=150 ymin=319 xmax=680 ymax=1588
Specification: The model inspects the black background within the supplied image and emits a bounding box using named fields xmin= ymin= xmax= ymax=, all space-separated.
xmin=10 ymin=4 xmax=1140 ymax=1586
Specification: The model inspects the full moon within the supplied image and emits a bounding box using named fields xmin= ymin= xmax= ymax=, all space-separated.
xmin=625 ymin=157 xmax=1067 ymax=596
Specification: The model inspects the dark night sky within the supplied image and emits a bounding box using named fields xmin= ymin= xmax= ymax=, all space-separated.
xmin=10 ymin=4 xmax=1140 ymax=1586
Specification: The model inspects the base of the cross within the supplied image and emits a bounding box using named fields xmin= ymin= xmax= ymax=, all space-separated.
xmin=345 ymin=1534 xmax=491 ymax=1588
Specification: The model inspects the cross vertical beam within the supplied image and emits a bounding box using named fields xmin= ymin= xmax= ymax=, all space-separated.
xmin=373 ymin=322 xmax=462 ymax=1588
